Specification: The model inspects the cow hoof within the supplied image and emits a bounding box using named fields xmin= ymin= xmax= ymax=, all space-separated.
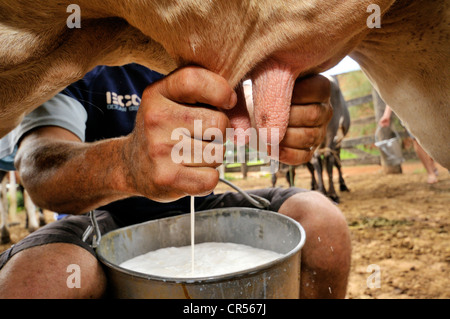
xmin=27 ymin=226 xmax=39 ymax=233
xmin=1 ymin=229 xmax=11 ymax=244
xmin=329 ymin=195 xmax=340 ymax=204
xmin=340 ymin=184 xmax=350 ymax=192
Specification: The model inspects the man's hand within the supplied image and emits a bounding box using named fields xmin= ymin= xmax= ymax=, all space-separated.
xmin=379 ymin=105 xmax=392 ymax=128
xmin=123 ymin=66 xmax=236 ymax=202
xmin=278 ymin=75 xmax=333 ymax=165
xmin=124 ymin=71 xmax=332 ymax=202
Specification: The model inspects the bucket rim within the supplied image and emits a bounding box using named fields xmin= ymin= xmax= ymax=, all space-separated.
xmin=96 ymin=207 xmax=306 ymax=284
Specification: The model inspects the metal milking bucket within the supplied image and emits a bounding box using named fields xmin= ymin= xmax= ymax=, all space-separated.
xmin=89 ymin=179 xmax=306 ymax=299
xmin=375 ymin=126 xmax=405 ymax=166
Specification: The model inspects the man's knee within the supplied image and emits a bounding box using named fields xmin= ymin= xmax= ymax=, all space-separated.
xmin=279 ymin=191 xmax=347 ymax=226
xmin=279 ymin=191 xmax=351 ymax=298
xmin=0 ymin=243 xmax=106 ymax=299
xmin=279 ymin=191 xmax=351 ymax=266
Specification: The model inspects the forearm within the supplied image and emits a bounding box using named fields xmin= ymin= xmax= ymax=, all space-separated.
xmin=383 ymin=105 xmax=393 ymax=119
xmin=15 ymin=136 xmax=135 ymax=214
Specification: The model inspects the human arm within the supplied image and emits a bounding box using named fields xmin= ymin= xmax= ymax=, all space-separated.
xmin=15 ymin=66 xmax=235 ymax=214
xmin=15 ymin=125 xmax=140 ymax=214
xmin=378 ymin=105 xmax=393 ymax=128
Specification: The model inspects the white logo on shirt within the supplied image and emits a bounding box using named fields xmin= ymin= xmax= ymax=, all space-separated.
xmin=106 ymin=92 xmax=141 ymax=111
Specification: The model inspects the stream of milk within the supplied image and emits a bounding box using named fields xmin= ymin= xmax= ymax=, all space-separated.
xmin=191 ymin=195 xmax=195 ymax=274
xmin=120 ymin=196 xmax=283 ymax=278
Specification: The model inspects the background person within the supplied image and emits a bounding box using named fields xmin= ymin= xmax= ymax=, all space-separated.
xmin=379 ymin=105 xmax=438 ymax=184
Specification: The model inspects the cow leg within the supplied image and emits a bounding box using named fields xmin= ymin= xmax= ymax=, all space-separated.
xmin=7 ymin=172 xmax=18 ymax=223
xmin=312 ymin=156 xmax=327 ymax=195
xmin=0 ymin=204 xmax=10 ymax=245
xmin=285 ymin=165 xmax=295 ymax=187
xmin=0 ymin=172 xmax=10 ymax=244
xmin=324 ymin=153 xmax=339 ymax=203
xmin=271 ymin=173 xmax=277 ymax=188
xmin=335 ymin=149 xmax=349 ymax=192
xmin=38 ymin=208 xmax=46 ymax=227
xmin=23 ymin=189 xmax=40 ymax=233
xmin=306 ymin=162 xmax=318 ymax=190
xmin=18 ymin=178 xmax=45 ymax=230
xmin=290 ymin=166 xmax=296 ymax=187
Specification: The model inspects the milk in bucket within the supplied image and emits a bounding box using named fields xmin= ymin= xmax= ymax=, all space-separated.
xmin=120 ymin=197 xmax=283 ymax=278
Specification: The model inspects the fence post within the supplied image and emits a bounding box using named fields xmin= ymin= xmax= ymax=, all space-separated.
xmin=239 ymin=145 xmax=248 ymax=179
xmin=372 ymin=89 xmax=403 ymax=174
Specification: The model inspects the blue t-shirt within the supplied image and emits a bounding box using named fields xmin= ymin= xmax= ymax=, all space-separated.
xmin=62 ymin=64 xmax=160 ymax=142
xmin=3 ymin=64 xmax=209 ymax=226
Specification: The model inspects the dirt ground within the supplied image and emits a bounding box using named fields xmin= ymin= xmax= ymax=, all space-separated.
xmin=1 ymin=161 xmax=448 ymax=299
xmin=214 ymin=161 xmax=450 ymax=299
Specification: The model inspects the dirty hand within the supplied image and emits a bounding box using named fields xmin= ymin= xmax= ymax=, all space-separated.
xmin=123 ymin=66 xmax=235 ymax=202
xmin=378 ymin=115 xmax=391 ymax=128
xmin=278 ymin=74 xmax=333 ymax=165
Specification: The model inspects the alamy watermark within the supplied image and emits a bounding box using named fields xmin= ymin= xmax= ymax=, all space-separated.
xmin=367 ymin=264 xmax=381 ymax=289
xmin=367 ymin=4 xmax=381 ymax=29
xmin=66 ymin=264 xmax=81 ymax=289
xmin=66 ymin=3 xmax=382 ymax=30
xmin=66 ymin=4 xmax=81 ymax=29
xmin=171 ymin=120 xmax=280 ymax=173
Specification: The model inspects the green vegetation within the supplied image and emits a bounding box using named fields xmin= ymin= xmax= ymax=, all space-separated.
xmin=355 ymin=144 xmax=380 ymax=156
xmin=339 ymin=149 xmax=358 ymax=160
xmin=339 ymin=70 xmax=377 ymax=144
xmin=337 ymin=70 xmax=373 ymax=100
xmin=225 ymin=159 xmax=265 ymax=169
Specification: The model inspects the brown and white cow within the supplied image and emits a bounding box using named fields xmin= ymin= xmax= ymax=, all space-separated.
xmin=0 ymin=0 xmax=449 ymax=167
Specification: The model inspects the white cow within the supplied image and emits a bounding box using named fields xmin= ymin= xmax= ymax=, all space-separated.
xmin=0 ymin=0 xmax=449 ymax=167
xmin=0 ymin=170 xmax=44 ymax=244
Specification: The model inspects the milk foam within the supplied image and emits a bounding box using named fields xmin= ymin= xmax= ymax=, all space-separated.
xmin=119 ymin=242 xmax=283 ymax=278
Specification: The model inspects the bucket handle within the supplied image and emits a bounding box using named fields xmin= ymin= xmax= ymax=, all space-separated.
xmin=82 ymin=211 xmax=102 ymax=248
xmin=219 ymin=177 xmax=271 ymax=210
